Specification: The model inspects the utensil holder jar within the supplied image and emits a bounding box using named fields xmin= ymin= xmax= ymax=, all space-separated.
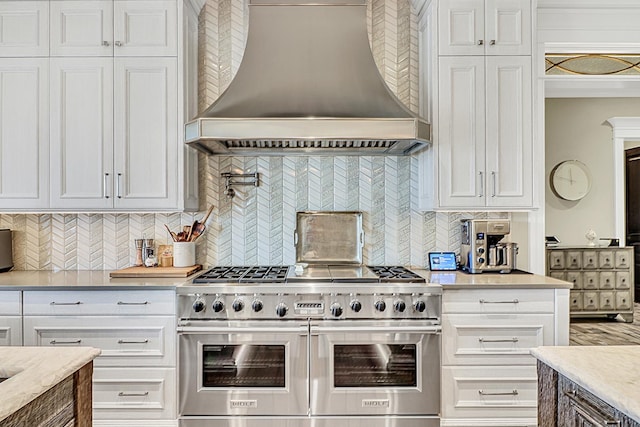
xmin=173 ymin=242 xmax=195 ymax=267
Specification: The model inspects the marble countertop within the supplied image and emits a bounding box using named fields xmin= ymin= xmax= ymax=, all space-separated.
xmin=531 ymin=346 xmax=640 ymax=422
xmin=0 ymin=269 xmax=571 ymax=290
xmin=0 ymin=346 xmax=101 ymax=422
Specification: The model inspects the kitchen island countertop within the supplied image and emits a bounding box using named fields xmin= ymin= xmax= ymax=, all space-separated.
xmin=532 ymin=346 xmax=640 ymax=423
xmin=0 ymin=269 xmax=571 ymax=289
xmin=0 ymin=346 xmax=101 ymax=422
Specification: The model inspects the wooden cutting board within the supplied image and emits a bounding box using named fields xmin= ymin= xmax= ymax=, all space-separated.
xmin=110 ymin=264 xmax=202 ymax=278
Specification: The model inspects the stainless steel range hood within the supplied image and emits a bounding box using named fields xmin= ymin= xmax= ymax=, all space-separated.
xmin=185 ymin=0 xmax=431 ymax=156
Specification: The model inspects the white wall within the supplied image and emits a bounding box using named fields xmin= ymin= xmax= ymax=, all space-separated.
xmin=545 ymin=98 xmax=640 ymax=245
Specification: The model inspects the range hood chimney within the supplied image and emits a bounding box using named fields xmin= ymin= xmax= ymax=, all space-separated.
xmin=185 ymin=0 xmax=431 ymax=156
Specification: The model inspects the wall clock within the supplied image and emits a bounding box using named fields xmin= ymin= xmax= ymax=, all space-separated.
xmin=550 ymin=160 xmax=592 ymax=201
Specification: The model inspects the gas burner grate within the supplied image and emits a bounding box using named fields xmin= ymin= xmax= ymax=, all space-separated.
xmin=193 ymin=266 xmax=290 ymax=283
xmin=367 ymin=266 xmax=424 ymax=282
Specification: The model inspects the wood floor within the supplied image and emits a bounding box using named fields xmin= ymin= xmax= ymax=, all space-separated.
xmin=570 ymin=303 xmax=640 ymax=345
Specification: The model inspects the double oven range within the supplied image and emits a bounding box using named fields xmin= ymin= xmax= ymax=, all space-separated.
xmin=177 ymin=264 xmax=441 ymax=427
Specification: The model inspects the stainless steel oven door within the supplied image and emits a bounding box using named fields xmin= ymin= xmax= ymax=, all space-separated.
xmin=178 ymin=321 xmax=308 ymax=416
xmin=310 ymin=320 xmax=440 ymax=416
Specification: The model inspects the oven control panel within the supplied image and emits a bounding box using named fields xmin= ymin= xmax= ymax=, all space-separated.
xmin=179 ymin=291 xmax=440 ymax=321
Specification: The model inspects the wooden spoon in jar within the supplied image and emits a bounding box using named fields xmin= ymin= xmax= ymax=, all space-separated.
xmin=189 ymin=205 xmax=214 ymax=242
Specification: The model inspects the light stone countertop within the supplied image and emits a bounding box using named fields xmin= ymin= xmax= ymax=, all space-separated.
xmin=0 ymin=346 xmax=101 ymax=422
xmin=531 ymin=346 xmax=640 ymax=422
xmin=0 ymin=269 xmax=571 ymax=290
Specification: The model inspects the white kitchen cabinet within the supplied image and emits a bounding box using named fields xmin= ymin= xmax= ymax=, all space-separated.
xmin=438 ymin=0 xmax=531 ymax=56
xmin=50 ymin=57 xmax=178 ymax=209
xmin=23 ymin=289 xmax=177 ymax=423
xmin=0 ymin=291 xmax=22 ymax=346
xmin=0 ymin=1 xmax=49 ymax=57
xmin=437 ymin=55 xmax=532 ymax=209
xmin=0 ymin=58 xmax=49 ymax=209
xmin=441 ymin=287 xmax=567 ymax=426
xmin=50 ymin=0 xmax=177 ymax=57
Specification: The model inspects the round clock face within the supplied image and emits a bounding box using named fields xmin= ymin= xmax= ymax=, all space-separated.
xmin=550 ymin=160 xmax=592 ymax=201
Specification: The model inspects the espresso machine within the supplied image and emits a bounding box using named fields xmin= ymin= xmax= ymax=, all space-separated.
xmin=460 ymin=219 xmax=518 ymax=274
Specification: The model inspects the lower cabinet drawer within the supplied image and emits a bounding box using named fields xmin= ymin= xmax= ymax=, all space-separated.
xmin=93 ymin=367 xmax=176 ymax=420
xmin=441 ymin=365 xmax=537 ymax=419
xmin=23 ymin=315 xmax=175 ymax=366
xmin=0 ymin=316 xmax=22 ymax=346
xmin=442 ymin=314 xmax=554 ymax=365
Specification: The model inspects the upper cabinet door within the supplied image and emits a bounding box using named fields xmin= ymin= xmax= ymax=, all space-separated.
xmin=113 ymin=57 xmax=177 ymax=210
xmin=50 ymin=58 xmax=114 ymax=209
xmin=113 ymin=1 xmax=177 ymax=57
xmin=0 ymin=58 xmax=49 ymax=208
xmin=485 ymin=56 xmax=532 ymax=207
xmin=0 ymin=1 xmax=49 ymax=57
xmin=438 ymin=56 xmax=486 ymax=208
xmin=439 ymin=0 xmax=484 ymax=56
xmin=438 ymin=0 xmax=530 ymax=56
xmin=50 ymin=1 xmax=113 ymax=57
xmin=484 ymin=0 xmax=531 ymax=56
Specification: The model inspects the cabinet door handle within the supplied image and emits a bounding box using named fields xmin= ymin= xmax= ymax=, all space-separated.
xmin=479 ymin=172 xmax=484 ymax=197
xmin=114 ymin=41 xmax=123 ymax=47
xmin=479 ymin=299 xmax=519 ymax=304
xmin=478 ymin=39 xmax=484 ymax=45
xmin=478 ymin=337 xmax=519 ymax=343
xmin=50 ymin=339 xmax=82 ymax=345
xmin=491 ymin=171 xmax=496 ymax=197
xmin=564 ymin=390 xmax=621 ymax=426
xmin=479 ymin=389 xmax=518 ymax=396
xmin=489 ymin=39 xmax=496 ymax=45
xmin=117 ymin=301 xmax=149 ymax=305
xmin=104 ymin=173 xmax=110 ymax=199
xmin=102 ymin=40 xmax=111 ymax=47
xmin=117 ymin=173 xmax=122 ymax=199
xmin=50 ymin=301 xmax=82 ymax=305
xmin=118 ymin=339 xmax=149 ymax=344
xmin=118 ymin=391 xmax=149 ymax=397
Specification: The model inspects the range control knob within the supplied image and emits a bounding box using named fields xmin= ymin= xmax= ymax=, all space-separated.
xmin=414 ymin=300 xmax=426 ymax=312
xmin=275 ymin=303 xmax=288 ymax=318
xmin=477 ymin=257 xmax=485 ymax=264
xmin=350 ymin=300 xmax=362 ymax=312
xmin=477 ymin=247 xmax=485 ymax=254
xmin=252 ymin=300 xmax=263 ymax=312
xmin=374 ymin=300 xmax=386 ymax=312
xmin=394 ymin=300 xmax=406 ymax=313
xmin=212 ymin=299 xmax=225 ymax=313
xmin=192 ymin=297 xmax=205 ymax=313
xmin=330 ymin=303 xmax=343 ymax=318
xmin=232 ymin=299 xmax=244 ymax=312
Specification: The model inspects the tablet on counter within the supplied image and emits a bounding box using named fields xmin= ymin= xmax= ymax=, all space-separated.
xmin=428 ymin=252 xmax=458 ymax=271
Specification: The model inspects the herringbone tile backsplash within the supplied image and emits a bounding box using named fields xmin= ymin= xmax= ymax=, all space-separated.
xmin=0 ymin=0 xmax=508 ymax=270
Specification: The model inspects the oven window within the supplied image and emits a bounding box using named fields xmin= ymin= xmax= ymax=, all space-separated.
xmin=202 ymin=345 xmax=285 ymax=388
xmin=334 ymin=344 xmax=417 ymax=387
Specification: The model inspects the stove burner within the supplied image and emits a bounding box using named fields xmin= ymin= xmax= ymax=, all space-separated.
xmin=367 ymin=266 xmax=424 ymax=282
xmin=194 ymin=266 xmax=290 ymax=283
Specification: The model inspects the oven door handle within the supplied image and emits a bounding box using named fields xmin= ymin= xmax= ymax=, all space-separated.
xmin=177 ymin=325 xmax=308 ymax=334
xmin=310 ymin=325 xmax=441 ymax=334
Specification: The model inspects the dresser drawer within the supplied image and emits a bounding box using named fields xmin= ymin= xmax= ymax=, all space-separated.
xmin=598 ymin=251 xmax=614 ymax=269
xmin=615 ymin=250 xmax=631 ymax=268
xmin=441 ymin=365 xmax=537 ymax=419
xmin=93 ymin=367 xmax=176 ymax=420
xmin=23 ymin=315 xmax=175 ymax=366
xmin=548 ymin=251 xmax=565 ymax=270
xmin=442 ymin=314 xmax=554 ymax=366
xmin=0 ymin=291 xmax=21 ymax=315
xmin=616 ymin=271 xmax=631 ymax=289
xmin=599 ymin=271 xmax=615 ymax=289
xmin=23 ymin=290 xmax=175 ymax=315
xmin=442 ymin=289 xmax=555 ymax=314
xmin=569 ymin=291 xmax=583 ymax=311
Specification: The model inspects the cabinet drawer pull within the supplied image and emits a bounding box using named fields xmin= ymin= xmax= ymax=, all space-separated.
xmin=118 ymin=339 xmax=149 ymax=344
xmin=478 ymin=337 xmax=519 ymax=343
xmin=479 ymin=299 xmax=519 ymax=304
xmin=479 ymin=389 xmax=518 ymax=396
xmin=489 ymin=39 xmax=496 ymax=45
xmin=564 ymin=390 xmax=620 ymax=426
xmin=478 ymin=39 xmax=484 ymax=45
xmin=50 ymin=339 xmax=82 ymax=345
xmin=50 ymin=301 xmax=82 ymax=305
xmin=117 ymin=301 xmax=149 ymax=305
xmin=118 ymin=391 xmax=149 ymax=397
